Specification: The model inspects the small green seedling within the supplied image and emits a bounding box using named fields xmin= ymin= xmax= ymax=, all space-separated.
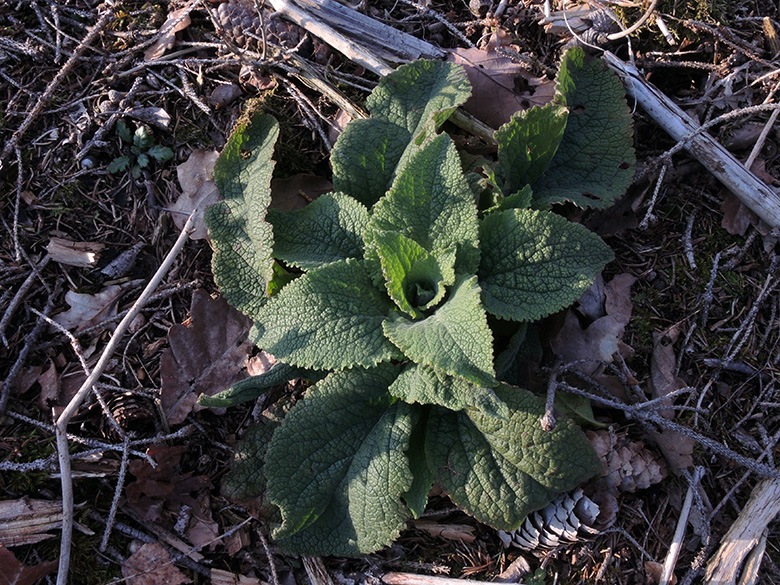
xmin=107 ymin=120 xmax=174 ymax=179
xmin=201 ymin=48 xmax=635 ymax=557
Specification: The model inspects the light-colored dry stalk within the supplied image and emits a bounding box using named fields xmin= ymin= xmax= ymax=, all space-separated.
xmin=705 ymin=478 xmax=780 ymax=584
xmin=54 ymin=212 xmax=196 ymax=585
xmin=605 ymin=52 xmax=780 ymax=231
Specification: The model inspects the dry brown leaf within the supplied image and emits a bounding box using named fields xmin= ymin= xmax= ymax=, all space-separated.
xmin=36 ymin=359 xmax=59 ymax=410
xmin=144 ymin=7 xmax=193 ymax=61
xmin=646 ymin=325 xmax=695 ymax=473
xmin=160 ymin=290 xmax=252 ymax=425
xmin=551 ymin=273 xmax=636 ymax=374
xmin=126 ymin=444 xmax=212 ymax=525
xmin=122 ymin=542 xmax=192 ymax=585
xmin=446 ymin=47 xmax=555 ymax=130
xmin=52 ymin=280 xmax=144 ymax=334
xmin=0 ymin=545 xmax=57 ymax=585
xmin=172 ymin=149 xmax=220 ymax=240
xmin=270 ymin=174 xmax=334 ymax=212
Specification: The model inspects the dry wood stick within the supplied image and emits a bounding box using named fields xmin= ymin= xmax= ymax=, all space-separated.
xmin=604 ymin=51 xmax=780 ymax=231
xmin=54 ymin=212 xmax=196 ymax=585
xmin=705 ymin=478 xmax=780 ymax=584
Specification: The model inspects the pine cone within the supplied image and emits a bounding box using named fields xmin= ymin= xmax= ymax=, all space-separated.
xmin=216 ymin=0 xmax=310 ymax=53
xmin=587 ymin=430 xmax=668 ymax=493
xmin=498 ymin=488 xmax=618 ymax=551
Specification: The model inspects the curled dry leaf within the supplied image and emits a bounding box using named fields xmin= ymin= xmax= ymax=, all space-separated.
xmin=551 ymin=273 xmax=636 ymax=374
xmin=160 ymin=290 xmax=253 ymax=425
xmin=646 ymin=325 xmax=695 ymax=473
xmin=0 ymin=545 xmax=57 ymax=585
xmin=144 ymin=6 xmax=193 ymax=61
xmin=52 ymin=279 xmax=144 ymax=334
xmin=447 ymin=47 xmax=555 ymax=130
xmin=122 ymin=542 xmax=192 ymax=585
xmin=172 ymin=149 xmax=220 ymax=240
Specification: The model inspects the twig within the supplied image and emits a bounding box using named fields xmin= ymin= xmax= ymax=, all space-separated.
xmin=54 ymin=212 xmax=196 ymax=585
xmin=258 ymin=528 xmax=281 ymax=585
xmin=99 ymin=435 xmax=132 ymax=552
xmin=0 ymin=3 xmax=116 ymax=171
xmin=659 ymin=467 xmax=705 ymax=585
xmin=0 ymin=279 xmax=60 ymax=415
xmin=639 ymin=162 xmax=668 ymax=229
xmin=606 ymin=0 xmax=658 ymax=41
xmin=13 ymin=147 xmax=23 ymax=262
xmin=604 ymin=52 xmax=780 ymax=230
xmin=683 ymin=211 xmax=697 ymax=269
xmin=0 ymin=255 xmax=50 ymax=346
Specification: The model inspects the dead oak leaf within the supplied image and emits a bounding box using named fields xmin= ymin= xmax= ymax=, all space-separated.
xmin=122 ymin=542 xmax=191 ymax=585
xmin=0 ymin=545 xmax=57 ymax=585
xmin=171 ymin=149 xmax=220 ymax=241
xmin=447 ymin=47 xmax=555 ymax=130
xmin=160 ymin=290 xmax=252 ymax=425
xmin=52 ymin=280 xmax=144 ymax=334
xmin=145 ymin=7 xmax=194 ymax=61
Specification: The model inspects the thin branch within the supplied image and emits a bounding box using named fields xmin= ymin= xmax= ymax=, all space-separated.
xmin=0 ymin=3 xmax=116 ymax=170
xmin=54 ymin=212 xmax=196 ymax=585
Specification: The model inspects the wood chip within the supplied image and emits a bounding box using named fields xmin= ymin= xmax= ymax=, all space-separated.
xmin=46 ymin=237 xmax=104 ymax=267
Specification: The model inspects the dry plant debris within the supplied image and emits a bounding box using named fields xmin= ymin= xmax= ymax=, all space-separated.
xmin=2 ymin=0 xmax=780 ymax=583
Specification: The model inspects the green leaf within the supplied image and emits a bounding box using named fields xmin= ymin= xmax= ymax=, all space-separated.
xmin=147 ymin=144 xmax=174 ymax=162
xmin=531 ymin=47 xmax=635 ymax=209
xmin=206 ymin=114 xmax=279 ymax=320
xmin=133 ymin=124 xmax=154 ymax=150
xmin=107 ymin=156 xmax=131 ymax=173
xmin=425 ymin=384 xmax=600 ymax=530
xmin=197 ymin=361 xmax=319 ymax=407
xmin=267 ymin=192 xmax=369 ymax=270
xmin=375 ymin=231 xmax=455 ymax=318
xmin=485 ymin=185 xmax=534 ymax=215
xmin=403 ymin=409 xmax=434 ymax=518
xmin=222 ymin=414 xmax=283 ymax=526
xmin=255 ymin=258 xmax=400 ymax=370
xmin=390 ymin=363 xmax=508 ymax=419
xmin=383 ymin=275 xmax=496 ymax=387
xmin=136 ymin=152 xmax=150 ymax=168
xmin=117 ymin=119 xmax=133 ymax=143
xmin=368 ymin=133 xmax=480 ymax=274
xmin=495 ymin=104 xmax=568 ymax=196
xmin=331 ymin=60 xmax=471 ymax=206
xmin=266 ymin=365 xmax=414 ymax=555
xmin=478 ymin=209 xmax=613 ymax=321
xmin=130 ymin=165 xmax=142 ymax=180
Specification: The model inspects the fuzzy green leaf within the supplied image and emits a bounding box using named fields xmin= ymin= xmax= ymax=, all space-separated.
xmin=198 ymin=362 xmax=319 ymax=407
xmin=495 ymin=104 xmax=568 ymax=196
xmin=368 ymin=134 xmax=480 ymax=274
xmin=383 ymin=275 xmax=495 ymax=387
xmin=375 ymin=231 xmax=456 ymax=318
xmin=389 ymin=363 xmax=508 ymax=419
xmin=425 ymin=384 xmax=600 ymax=530
xmin=222 ymin=414 xmax=283 ymax=526
xmin=403 ymin=412 xmax=434 ymax=518
xmin=531 ymin=47 xmax=635 ymax=209
xmin=206 ymin=114 xmax=279 ymax=320
xmin=267 ymin=192 xmax=369 ymax=270
xmin=266 ymin=365 xmax=414 ymax=555
xmin=254 ymin=258 xmax=399 ymax=370
xmin=332 ymin=60 xmax=471 ymax=206
xmin=478 ymin=209 xmax=613 ymax=321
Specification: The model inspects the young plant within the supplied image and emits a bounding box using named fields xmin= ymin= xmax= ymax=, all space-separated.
xmin=107 ymin=120 xmax=174 ymax=179
xmin=202 ymin=48 xmax=635 ymax=556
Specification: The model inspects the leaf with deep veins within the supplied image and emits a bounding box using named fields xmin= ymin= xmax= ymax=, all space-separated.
xmin=265 ymin=365 xmax=414 ymax=555
xmin=255 ymin=258 xmax=400 ymax=370
xmin=383 ymin=275 xmax=495 ymax=387
xmin=426 ymin=384 xmax=600 ymax=529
